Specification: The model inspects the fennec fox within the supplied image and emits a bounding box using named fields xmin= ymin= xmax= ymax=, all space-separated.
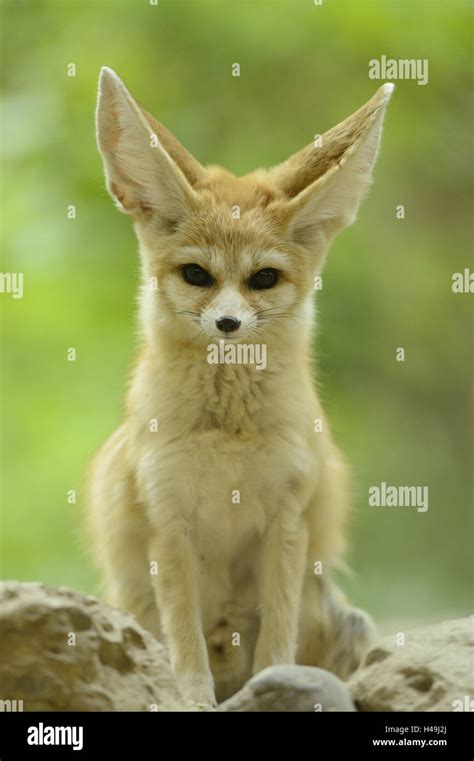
xmin=87 ymin=67 xmax=393 ymax=707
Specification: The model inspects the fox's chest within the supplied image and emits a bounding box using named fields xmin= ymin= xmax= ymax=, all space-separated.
xmin=133 ymin=362 xmax=319 ymax=546
xmin=182 ymin=433 xmax=285 ymax=544
xmin=159 ymin=428 xmax=313 ymax=552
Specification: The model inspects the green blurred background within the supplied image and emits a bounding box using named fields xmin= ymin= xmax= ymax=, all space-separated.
xmin=1 ymin=0 xmax=472 ymax=630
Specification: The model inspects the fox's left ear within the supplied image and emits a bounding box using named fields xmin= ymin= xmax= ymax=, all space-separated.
xmin=271 ymin=84 xmax=394 ymax=247
xmin=96 ymin=67 xmax=205 ymax=224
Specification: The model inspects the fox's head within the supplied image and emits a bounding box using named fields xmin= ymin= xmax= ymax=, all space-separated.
xmin=96 ymin=68 xmax=392 ymax=350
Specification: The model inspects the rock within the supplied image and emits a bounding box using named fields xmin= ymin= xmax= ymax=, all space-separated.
xmin=219 ymin=664 xmax=356 ymax=712
xmin=349 ymin=616 xmax=474 ymax=712
xmin=2 ymin=582 xmax=470 ymax=713
xmin=0 ymin=581 xmax=186 ymax=711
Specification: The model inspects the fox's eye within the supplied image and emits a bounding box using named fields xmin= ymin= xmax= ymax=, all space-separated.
xmin=249 ymin=268 xmax=279 ymax=290
xmin=182 ymin=263 xmax=213 ymax=287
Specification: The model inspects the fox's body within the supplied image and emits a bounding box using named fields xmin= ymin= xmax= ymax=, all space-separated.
xmin=87 ymin=68 xmax=393 ymax=707
xmin=90 ymin=330 xmax=348 ymax=701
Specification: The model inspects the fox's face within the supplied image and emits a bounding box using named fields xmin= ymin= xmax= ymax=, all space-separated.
xmin=96 ymin=68 xmax=392 ymax=349
xmin=136 ymin=195 xmax=315 ymax=346
xmin=148 ymin=237 xmax=302 ymax=344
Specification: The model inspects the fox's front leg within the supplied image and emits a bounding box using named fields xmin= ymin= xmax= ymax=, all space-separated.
xmin=148 ymin=518 xmax=215 ymax=708
xmin=253 ymin=508 xmax=308 ymax=673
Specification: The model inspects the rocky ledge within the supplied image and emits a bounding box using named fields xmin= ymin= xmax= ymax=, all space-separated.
xmin=0 ymin=582 xmax=471 ymax=712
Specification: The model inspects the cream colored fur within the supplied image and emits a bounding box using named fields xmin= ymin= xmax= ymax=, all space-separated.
xmin=86 ymin=67 xmax=393 ymax=707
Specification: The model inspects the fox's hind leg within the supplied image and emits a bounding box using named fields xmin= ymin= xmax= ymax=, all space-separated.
xmin=86 ymin=426 xmax=161 ymax=638
xmin=297 ymin=445 xmax=375 ymax=679
xmin=297 ymin=576 xmax=375 ymax=680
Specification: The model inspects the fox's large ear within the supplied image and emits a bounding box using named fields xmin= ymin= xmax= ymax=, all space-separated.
xmin=96 ymin=67 xmax=205 ymax=223
xmin=271 ymin=84 xmax=394 ymax=247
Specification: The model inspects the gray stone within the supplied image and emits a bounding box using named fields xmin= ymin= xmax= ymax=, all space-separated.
xmin=219 ymin=664 xmax=356 ymax=712
xmin=349 ymin=616 xmax=474 ymax=712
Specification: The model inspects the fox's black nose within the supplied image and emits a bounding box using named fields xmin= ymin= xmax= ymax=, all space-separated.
xmin=215 ymin=316 xmax=241 ymax=333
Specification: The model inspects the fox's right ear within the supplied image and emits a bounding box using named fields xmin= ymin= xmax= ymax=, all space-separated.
xmin=96 ymin=67 xmax=205 ymax=224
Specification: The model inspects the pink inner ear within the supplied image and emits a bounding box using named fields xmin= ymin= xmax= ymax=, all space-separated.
xmin=110 ymin=181 xmax=133 ymax=210
xmin=109 ymin=180 xmax=158 ymax=217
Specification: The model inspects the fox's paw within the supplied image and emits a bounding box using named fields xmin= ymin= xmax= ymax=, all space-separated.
xmin=177 ymin=671 xmax=217 ymax=710
xmin=187 ymin=700 xmax=217 ymax=712
xmin=325 ymin=605 xmax=376 ymax=680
